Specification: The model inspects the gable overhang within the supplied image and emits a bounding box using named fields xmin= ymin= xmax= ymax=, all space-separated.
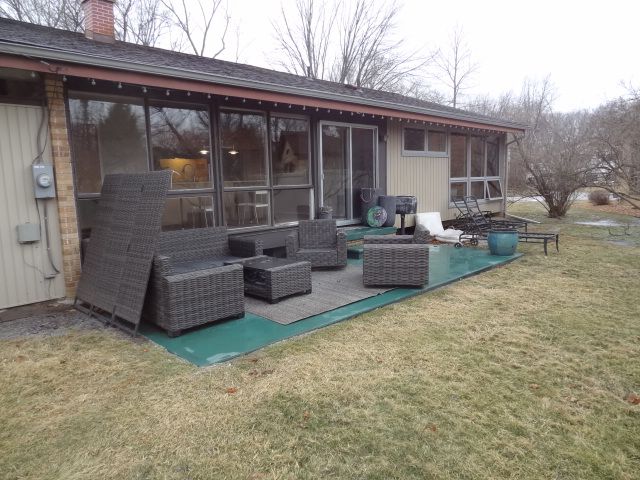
xmin=0 ymin=45 xmax=526 ymax=135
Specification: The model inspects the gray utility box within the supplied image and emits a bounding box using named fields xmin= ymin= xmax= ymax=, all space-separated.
xmin=17 ymin=223 xmax=41 ymax=243
xmin=32 ymin=164 xmax=56 ymax=199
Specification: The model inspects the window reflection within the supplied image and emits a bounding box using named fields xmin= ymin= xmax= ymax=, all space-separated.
xmin=271 ymin=116 xmax=310 ymax=186
xmin=470 ymin=181 xmax=485 ymax=199
xmin=220 ymin=111 xmax=267 ymax=188
xmin=486 ymin=136 xmax=500 ymax=176
xmin=450 ymin=182 xmax=467 ymax=201
xmin=149 ymin=105 xmax=211 ymax=189
xmin=161 ymin=196 xmax=214 ymax=230
xmin=223 ymin=191 xmax=270 ymax=228
xmin=450 ymin=133 xmax=467 ymax=178
xmin=428 ymin=131 xmax=447 ymax=152
xmin=69 ymin=95 xmax=148 ymax=193
xmin=274 ymin=189 xmax=311 ymax=224
xmin=470 ymin=136 xmax=484 ymax=177
xmin=403 ymin=128 xmax=425 ymax=151
xmin=487 ymin=180 xmax=502 ymax=198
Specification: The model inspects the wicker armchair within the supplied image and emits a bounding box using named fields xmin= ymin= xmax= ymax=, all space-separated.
xmin=363 ymin=235 xmax=429 ymax=287
xmin=362 ymin=229 xmax=433 ymax=245
xmin=286 ymin=219 xmax=347 ymax=268
xmin=145 ymin=227 xmax=263 ymax=336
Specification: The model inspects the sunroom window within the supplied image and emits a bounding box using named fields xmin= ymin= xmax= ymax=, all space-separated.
xmin=69 ymin=92 xmax=216 ymax=236
xmin=449 ymin=134 xmax=503 ymax=202
xmin=219 ymin=110 xmax=312 ymax=229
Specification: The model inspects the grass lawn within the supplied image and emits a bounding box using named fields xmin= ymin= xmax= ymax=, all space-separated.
xmin=1 ymin=202 xmax=639 ymax=479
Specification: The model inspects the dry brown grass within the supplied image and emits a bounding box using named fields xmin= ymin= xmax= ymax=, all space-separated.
xmin=577 ymin=199 xmax=640 ymax=218
xmin=1 ymin=205 xmax=639 ymax=479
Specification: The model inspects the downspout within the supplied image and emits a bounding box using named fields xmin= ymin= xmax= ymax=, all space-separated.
xmin=503 ymin=133 xmax=518 ymax=216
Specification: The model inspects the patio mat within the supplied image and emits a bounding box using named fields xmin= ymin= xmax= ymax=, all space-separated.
xmin=244 ymin=264 xmax=392 ymax=324
xmin=142 ymin=246 xmax=523 ymax=366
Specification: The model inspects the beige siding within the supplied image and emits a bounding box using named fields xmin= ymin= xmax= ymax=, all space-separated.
xmin=387 ymin=121 xmax=449 ymax=227
xmin=386 ymin=121 xmax=505 ymax=227
xmin=0 ymin=104 xmax=65 ymax=308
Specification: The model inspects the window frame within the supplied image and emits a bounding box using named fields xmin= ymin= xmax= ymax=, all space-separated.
xmin=270 ymin=112 xmax=314 ymax=227
xmin=401 ymin=126 xmax=448 ymax=157
xmin=147 ymin=99 xmax=214 ymax=193
xmin=449 ymin=133 xmax=503 ymax=204
xmin=318 ymin=120 xmax=379 ymax=225
xmin=218 ymin=108 xmax=314 ymax=230
xmin=68 ymin=90 xmax=218 ymax=233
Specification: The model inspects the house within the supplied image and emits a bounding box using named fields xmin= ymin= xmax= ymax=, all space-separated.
xmin=0 ymin=0 xmax=526 ymax=309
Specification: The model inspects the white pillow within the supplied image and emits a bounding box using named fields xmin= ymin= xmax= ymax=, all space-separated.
xmin=415 ymin=212 xmax=445 ymax=236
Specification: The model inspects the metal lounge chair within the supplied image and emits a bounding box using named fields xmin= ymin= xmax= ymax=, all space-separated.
xmin=454 ymin=195 xmax=528 ymax=245
xmin=455 ymin=196 xmax=559 ymax=254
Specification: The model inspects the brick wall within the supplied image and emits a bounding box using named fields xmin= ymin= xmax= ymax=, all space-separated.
xmin=45 ymin=74 xmax=81 ymax=298
xmin=82 ymin=0 xmax=116 ymax=42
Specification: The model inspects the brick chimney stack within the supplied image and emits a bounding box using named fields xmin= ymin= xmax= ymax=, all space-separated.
xmin=82 ymin=0 xmax=116 ymax=43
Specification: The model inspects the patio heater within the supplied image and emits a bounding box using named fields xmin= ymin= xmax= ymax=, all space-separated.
xmin=395 ymin=196 xmax=417 ymax=235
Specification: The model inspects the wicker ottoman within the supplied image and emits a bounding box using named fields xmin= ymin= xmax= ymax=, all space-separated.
xmin=239 ymin=257 xmax=312 ymax=303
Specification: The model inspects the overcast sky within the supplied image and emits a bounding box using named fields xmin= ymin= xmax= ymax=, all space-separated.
xmin=214 ymin=0 xmax=639 ymax=112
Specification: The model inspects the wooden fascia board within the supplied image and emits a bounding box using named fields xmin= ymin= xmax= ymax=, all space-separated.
xmin=0 ymin=53 xmax=525 ymax=134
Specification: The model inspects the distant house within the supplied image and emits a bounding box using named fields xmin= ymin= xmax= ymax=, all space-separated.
xmin=0 ymin=0 xmax=525 ymax=308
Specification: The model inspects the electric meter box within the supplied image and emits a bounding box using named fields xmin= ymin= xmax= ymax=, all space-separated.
xmin=32 ymin=164 xmax=56 ymax=199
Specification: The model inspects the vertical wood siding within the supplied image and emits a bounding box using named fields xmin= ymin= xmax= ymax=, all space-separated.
xmin=0 ymin=104 xmax=65 ymax=308
xmin=386 ymin=121 xmax=503 ymax=227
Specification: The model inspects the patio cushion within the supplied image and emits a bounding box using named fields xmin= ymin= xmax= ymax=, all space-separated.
xmin=415 ymin=212 xmax=445 ymax=235
xmin=416 ymin=212 xmax=462 ymax=244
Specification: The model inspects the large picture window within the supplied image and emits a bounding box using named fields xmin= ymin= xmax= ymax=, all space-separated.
xmin=449 ymin=134 xmax=503 ymax=201
xmin=271 ymin=115 xmax=312 ymax=225
xmin=220 ymin=111 xmax=312 ymax=228
xmin=69 ymin=93 xmax=148 ymax=194
xmin=220 ymin=110 xmax=269 ymax=227
xmin=69 ymin=92 xmax=215 ymax=236
xmin=149 ymin=104 xmax=212 ymax=190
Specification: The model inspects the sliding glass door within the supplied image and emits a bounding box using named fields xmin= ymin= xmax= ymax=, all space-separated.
xmin=320 ymin=122 xmax=377 ymax=222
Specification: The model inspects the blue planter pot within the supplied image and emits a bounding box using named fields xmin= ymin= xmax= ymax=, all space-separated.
xmin=487 ymin=230 xmax=519 ymax=256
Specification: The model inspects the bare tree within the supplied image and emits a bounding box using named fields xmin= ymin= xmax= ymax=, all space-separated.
xmin=272 ymin=0 xmax=331 ymax=79
xmin=588 ymin=90 xmax=640 ymax=209
xmin=115 ymin=0 xmax=168 ymax=47
xmin=431 ymin=26 xmax=478 ymax=108
xmin=0 ymin=0 xmax=83 ymax=31
xmin=161 ymin=0 xmax=230 ymax=57
xmin=273 ymin=0 xmax=430 ymax=92
xmin=470 ymin=77 xmax=591 ymax=217
xmin=1 ymin=0 xmax=230 ymax=57
xmin=508 ymin=78 xmax=592 ymax=217
xmin=398 ymin=79 xmax=448 ymax=104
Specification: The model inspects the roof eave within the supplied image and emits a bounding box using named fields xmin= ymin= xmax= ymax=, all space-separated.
xmin=0 ymin=41 xmax=527 ymax=132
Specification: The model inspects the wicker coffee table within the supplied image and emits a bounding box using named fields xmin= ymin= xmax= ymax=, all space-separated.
xmin=236 ymin=257 xmax=312 ymax=303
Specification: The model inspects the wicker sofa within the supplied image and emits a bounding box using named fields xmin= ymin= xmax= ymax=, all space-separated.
xmin=145 ymin=227 xmax=263 ymax=336
xmin=286 ymin=219 xmax=347 ymax=269
xmin=363 ymin=234 xmax=430 ymax=287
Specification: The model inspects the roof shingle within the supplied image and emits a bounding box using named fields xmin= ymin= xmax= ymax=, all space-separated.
xmin=0 ymin=17 xmax=524 ymax=130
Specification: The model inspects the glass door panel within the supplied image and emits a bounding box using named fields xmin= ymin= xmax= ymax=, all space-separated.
xmin=351 ymin=127 xmax=376 ymax=220
xmin=321 ymin=125 xmax=349 ymax=219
